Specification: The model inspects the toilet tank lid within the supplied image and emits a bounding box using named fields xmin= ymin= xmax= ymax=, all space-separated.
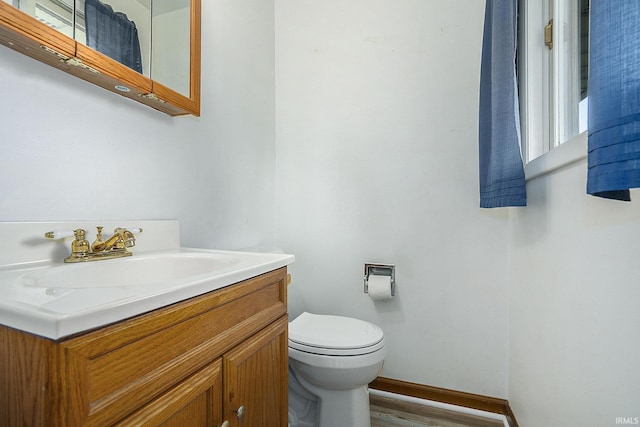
xmin=288 ymin=312 xmax=384 ymax=349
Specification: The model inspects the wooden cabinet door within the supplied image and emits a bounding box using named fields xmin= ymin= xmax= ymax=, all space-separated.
xmin=223 ymin=316 xmax=288 ymax=427
xmin=115 ymin=360 xmax=223 ymax=427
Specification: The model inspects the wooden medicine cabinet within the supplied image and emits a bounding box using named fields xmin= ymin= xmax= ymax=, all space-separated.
xmin=0 ymin=0 xmax=201 ymax=116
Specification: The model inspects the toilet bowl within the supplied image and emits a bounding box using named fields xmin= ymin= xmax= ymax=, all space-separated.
xmin=288 ymin=312 xmax=387 ymax=427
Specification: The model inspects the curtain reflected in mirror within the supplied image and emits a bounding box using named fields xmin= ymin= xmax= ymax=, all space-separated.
xmin=76 ymin=0 xmax=151 ymax=76
xmin=83 ymin=0 xmax=142 ymax=73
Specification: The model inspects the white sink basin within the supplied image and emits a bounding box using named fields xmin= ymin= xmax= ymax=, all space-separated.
xmin=21 ymin=253 xmax=240 ymax=289
xmin=0 ymin=247 xmax=294 ymax=339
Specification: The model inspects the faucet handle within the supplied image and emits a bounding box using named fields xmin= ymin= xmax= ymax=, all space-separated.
xmin=44 ymin=230 xmax=75 ymax=239
xmin=45 ymin=229 xmax=90 ymax=262
xmin=112 ymin=227 xmax=143 ymax=235
xmin=69 ymin=229 xmax=90 ymax=255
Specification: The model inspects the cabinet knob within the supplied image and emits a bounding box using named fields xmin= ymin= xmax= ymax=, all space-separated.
xmin=220 ymin=421 xmax=230 ymax=427
xmin=235 ymin=405 xmax=246 ymax=420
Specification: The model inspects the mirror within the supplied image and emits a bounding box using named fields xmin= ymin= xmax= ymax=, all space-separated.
xmin=0 ymin=0 xmax=199 ymax=115
xmin=2 ymin=0 xmax=74 ymax=38
xmin=151 ymin=0 xmax=191 ymax=97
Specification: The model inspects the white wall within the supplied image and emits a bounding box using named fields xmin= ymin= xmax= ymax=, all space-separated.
xmin=275 ymin=0 xmax=510 ymax=397
xmin=0 ymin=0 xmax=276 ymax=251
xmin=509 ymin=159 xmax=640 ymax=426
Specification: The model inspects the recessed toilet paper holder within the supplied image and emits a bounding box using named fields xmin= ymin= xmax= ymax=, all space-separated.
xmin=364 ymin=263 xmax=395 ymax=296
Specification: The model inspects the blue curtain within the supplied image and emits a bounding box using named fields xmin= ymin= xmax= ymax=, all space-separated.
xmin=478 ymin=0 xmax=526 ymax=208
xmin=84 ymin=0 xmax=143 ymax=74
xmin=587 ymin=2 xmax=640 ymax=201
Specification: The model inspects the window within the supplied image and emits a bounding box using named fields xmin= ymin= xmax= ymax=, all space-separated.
xmin=518 ymin=0 xmax=590 ymax=164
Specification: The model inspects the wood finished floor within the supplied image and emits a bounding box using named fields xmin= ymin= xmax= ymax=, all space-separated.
xmin=370 ymin=394 xmax=505 ymax=427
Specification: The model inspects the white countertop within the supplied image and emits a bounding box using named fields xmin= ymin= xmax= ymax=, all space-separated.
xmin=0 ymin=247 xmax=293 ymax=340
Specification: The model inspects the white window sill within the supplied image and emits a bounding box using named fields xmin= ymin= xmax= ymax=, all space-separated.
xmin=525 ymin=132 xmax=587 ymax=181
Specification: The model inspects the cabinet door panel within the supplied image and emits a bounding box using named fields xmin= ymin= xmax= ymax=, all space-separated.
xmin=224 ymin=316 xmax=288 ymax=427
xmin=115 ymin=359 xmax=223 ymax=427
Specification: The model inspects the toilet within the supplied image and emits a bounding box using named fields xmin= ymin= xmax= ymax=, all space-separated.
xmin=288 ymin=312 xmax=387 ymax=427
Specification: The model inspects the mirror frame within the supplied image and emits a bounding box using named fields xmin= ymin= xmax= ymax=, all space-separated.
xmin=0 ymin=0 xmax=201 ymax=116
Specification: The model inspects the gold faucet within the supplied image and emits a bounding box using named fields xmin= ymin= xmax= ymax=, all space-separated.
xmin=45 ymin=226 xmax=142 ymax=263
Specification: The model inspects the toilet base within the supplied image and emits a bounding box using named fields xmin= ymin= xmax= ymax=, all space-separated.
xmin=288 ymin=367 xmax=317 ymax=426
xmin=316 ymin=386 xmax=372 ymax=427
xmin=292 ymin=368 xmax=372 ymax=427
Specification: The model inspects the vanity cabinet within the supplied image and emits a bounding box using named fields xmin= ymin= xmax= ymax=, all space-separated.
xmin=0 ymin=267 xmax=288 ymax=427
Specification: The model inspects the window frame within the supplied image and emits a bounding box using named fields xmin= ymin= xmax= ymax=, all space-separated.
xmin=518 ymin=0 xmax=588 ymax=176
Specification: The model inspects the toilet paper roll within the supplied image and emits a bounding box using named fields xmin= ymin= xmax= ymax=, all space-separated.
xmin=367 ymin=275 xmax=392 ymax=301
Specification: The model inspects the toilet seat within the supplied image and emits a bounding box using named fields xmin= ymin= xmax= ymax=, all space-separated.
xmin=288 ymin=312 xmax=385 ymax=356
